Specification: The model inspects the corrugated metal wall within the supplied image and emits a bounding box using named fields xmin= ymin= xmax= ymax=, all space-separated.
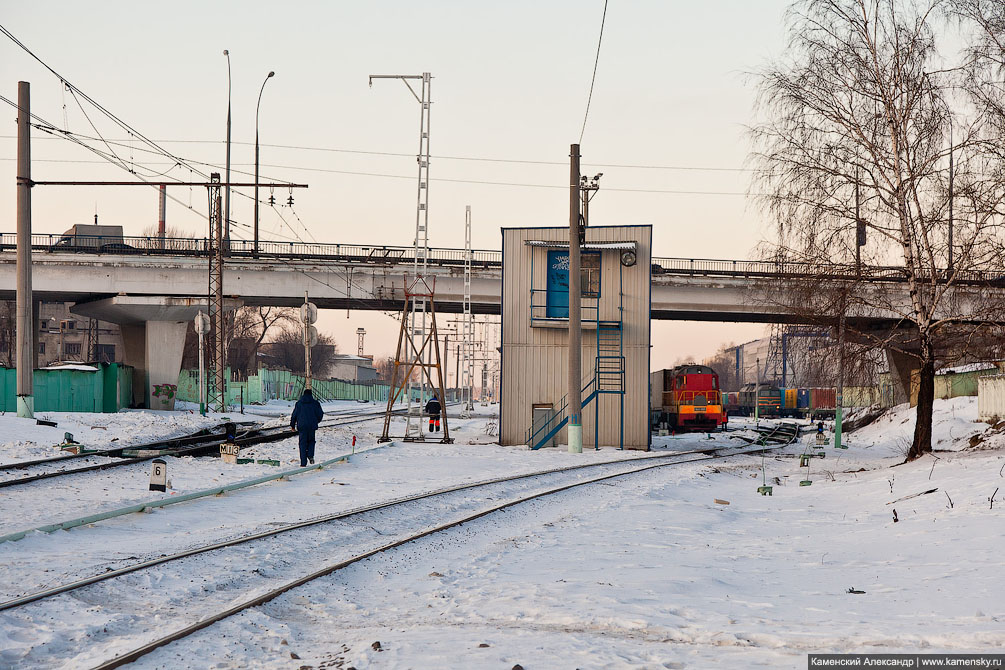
xmin=0 ymin=364 xmax=132 ymax=412
xmin=500 ymin=225 xmax=652 ymax=449
xmin=978 ymin=375 xmax=1005 ymax=422
xmin=176 ymin=368 xmax=391 ymax=406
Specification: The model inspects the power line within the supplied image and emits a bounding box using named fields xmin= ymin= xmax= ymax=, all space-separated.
xmin=0 ymin=23 xmax=211 ymax=183
xmin=580 ymin=0 xmax=609 ymax=144
xmin=0 ymin=134 xmax=756 ymax=171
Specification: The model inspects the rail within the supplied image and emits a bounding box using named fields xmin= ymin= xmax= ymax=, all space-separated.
xmin=74 ymin=442 xmax=789 ymax=669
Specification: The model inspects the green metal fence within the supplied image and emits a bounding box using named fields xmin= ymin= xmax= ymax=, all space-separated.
xmin=175 ymin=368 xmax=391 ymax=407
xmin=0 ymin=364 xmax=133 ymax=413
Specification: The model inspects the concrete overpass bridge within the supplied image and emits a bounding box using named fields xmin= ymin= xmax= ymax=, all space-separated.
xmin=3 ymin=233 xmax=996 ymax=320
xmin=0 ymin=233 xmax=997 ymax=407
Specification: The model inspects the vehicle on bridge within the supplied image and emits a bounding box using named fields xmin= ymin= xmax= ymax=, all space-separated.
xmin=50 ymin=224 xmax=132 ymax=252
xmin=650 ymin=365 xmax=727 ymax=432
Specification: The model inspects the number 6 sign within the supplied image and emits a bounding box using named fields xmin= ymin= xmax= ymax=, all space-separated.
xmin=149 ymin=458 xmax=167 ymax=492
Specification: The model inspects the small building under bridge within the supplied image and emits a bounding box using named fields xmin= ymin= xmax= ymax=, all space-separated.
xmin=500 ymin=225 xmax=652 ymax=450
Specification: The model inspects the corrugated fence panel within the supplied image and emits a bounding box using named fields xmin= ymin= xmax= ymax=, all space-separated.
xmin=176 ymin=368 xmax=389 ymax=407
xmin=0 ymin=365 xmax=133 ymax=413
xmin=978 ymin=375 xmax=1005 ymax=422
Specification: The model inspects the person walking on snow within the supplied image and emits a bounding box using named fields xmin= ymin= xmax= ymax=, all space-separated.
xmin=291 ymin=388 xmax=324 ymax=466
xmin=425 ymin=394 xmax=441 ymax=432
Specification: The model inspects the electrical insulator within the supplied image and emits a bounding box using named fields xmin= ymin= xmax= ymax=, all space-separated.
xmin=287 ymin=194 xmax=294 ymax=206
xmin=268 ymin=194 xmax=275 ymax=206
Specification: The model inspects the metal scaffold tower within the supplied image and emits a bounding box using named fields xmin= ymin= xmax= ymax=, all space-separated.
xmin=379 ymin=277 xmax=453 ymax=444
xmin=207 ymin=172 xmax=226 ymax=411
xmin=460 ymin=205 xmax=475 ymax=417
xmin=370 ymin=71 xmax=433 ymax=439
xmin=86 ymin=318 xmax=99 ymax=362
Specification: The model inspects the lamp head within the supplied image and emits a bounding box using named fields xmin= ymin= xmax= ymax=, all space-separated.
xmin=223 ymin=49 xmax=229 ymax=56
xmin=267 ymin=71 xmax=275 ymax=78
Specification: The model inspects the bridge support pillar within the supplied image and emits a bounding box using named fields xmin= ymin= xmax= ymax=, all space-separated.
xmin=121 ymin=322 xmax=188 ymax=409
xmin=886 ymin=349 xmax=919 ymax=407
xmin=72 ymin=296 xmax=242 ymax=410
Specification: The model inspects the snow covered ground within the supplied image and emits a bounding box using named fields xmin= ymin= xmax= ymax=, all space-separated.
xmin=0 ymin=398 xmax=1002 ymax=669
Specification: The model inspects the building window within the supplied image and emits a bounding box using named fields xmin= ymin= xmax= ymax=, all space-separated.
xmin=38 ymin=342 xmax=45 ymax=354
xmin=64 ymin=342 xmax=82 ymax=356
xmin=40 ymin=320 xmax=48 ymax=332
xmin=581 ymin=252 xmax=601 ymax=298
xmin=545 ymin=250 xmax=601 ymax=318
xmin=96 ymin=344 xmax=115 ymax=363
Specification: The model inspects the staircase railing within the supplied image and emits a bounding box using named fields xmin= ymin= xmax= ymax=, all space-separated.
xmin=525 ymin=374 xmax=598 ymax=449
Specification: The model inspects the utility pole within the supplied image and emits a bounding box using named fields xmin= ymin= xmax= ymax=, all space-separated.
xmin=462 ymin=205 xmax=474 ymax=415
xmin=207 ymin=173 xmax=226 ymax=411
xmin=948 ymin=121 xmax=954 ymax=274
xmin=754 ymin=357 xmax=760 ymax=424
xmin=580 ymin=172 xmax=602 ymax=228
xmin=15 ymin=81 xmax=33 ymax=418
xmin=369 ymin=72 xmax=433 ymax=439
xmin=223 ymin=49 xmax=232 ymax=247
xmin=835 ymin=292 xmax=846 ymax=449
xmin=302 ymin=293 xmax=317 ymax=392
xmin=253 ymin=70 xmax=275 ymax=257
xmin=455 ymin=335 xmax=460 ymax=397
xmin=568 ymin=143 xmax=583 ymax=453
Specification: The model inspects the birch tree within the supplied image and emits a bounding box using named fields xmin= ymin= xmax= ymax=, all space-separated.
xmin=751 ymin=0 xmax=1005 ymax=460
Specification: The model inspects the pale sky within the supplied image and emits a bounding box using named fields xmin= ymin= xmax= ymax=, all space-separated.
xmin=1 ymin=1 xmax=792 ymax=374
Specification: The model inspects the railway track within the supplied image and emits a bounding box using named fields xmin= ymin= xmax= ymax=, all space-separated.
xmin=0 ymin=435 xmax=798 ymax=669
xmin=0 ymin=404 xmax=443 ymax=490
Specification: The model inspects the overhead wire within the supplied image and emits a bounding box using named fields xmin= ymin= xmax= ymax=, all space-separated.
xmin=0 ymin=134 xmax=756 ymax=172
xmin=0 ymin=93 xmax=210 ymax=222
xmin=0 ymin=23 xmax=210 ymax=183
xmin=579 ymin=0 xmax=609 ymax=144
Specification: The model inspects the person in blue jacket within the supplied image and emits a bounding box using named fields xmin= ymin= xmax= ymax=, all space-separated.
xmin=291 ymin=389 xmax=324 ymax=466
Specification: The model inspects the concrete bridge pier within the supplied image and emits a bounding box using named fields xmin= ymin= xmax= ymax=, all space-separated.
xmin=886 ymin=348 xmax=919 ymax=407
xmin=72 ymin=296 xmax=242 ymax=410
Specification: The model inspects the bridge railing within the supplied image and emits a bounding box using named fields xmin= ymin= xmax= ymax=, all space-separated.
xmin=649 ymin=256 xmax=1004 ymax=284
xmin=3 ymin=233 xmax=1003 ymax=285
xmin=0 ymin=233 xmax=503 ymax=267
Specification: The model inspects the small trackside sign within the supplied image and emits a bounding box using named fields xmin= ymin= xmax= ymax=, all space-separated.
xmin=149 ymin=458 xmax=167 ymax=492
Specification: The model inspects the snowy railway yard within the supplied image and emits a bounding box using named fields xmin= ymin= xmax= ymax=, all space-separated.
xmin=0 ymin=398 xmax=1002 ymax=669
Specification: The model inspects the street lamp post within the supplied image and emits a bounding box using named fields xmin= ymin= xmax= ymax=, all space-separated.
xmin=253 ymin=70 xmax=275 ymax=258
xmin=223 ymin=50 xmax=232 ymax=247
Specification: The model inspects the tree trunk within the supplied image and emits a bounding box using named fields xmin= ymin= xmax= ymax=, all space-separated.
xmin=907 ymin=337 xmax=935 ymax=461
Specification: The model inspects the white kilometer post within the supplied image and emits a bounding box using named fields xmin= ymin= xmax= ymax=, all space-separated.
xmin=219 ymin=442 xmax=240 ymax=464
xmin=149 ymin=458 xmax=167 ymax=492
xmin=301 ymin=294 xmax=318 ymax=391
xmin=194 ymin=311 xmax=211 ymax=416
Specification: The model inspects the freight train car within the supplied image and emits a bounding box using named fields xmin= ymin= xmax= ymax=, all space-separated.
xmin=650 ymin=365 xmax=727 ymax=431
xmin=727 ymin=384 xmax=836 ymax=418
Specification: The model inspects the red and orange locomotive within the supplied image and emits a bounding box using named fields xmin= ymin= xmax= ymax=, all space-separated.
xmin=650 ymin=365 xmax=727 ymax=432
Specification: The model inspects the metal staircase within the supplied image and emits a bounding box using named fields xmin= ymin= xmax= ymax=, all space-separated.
xmin=596 ymin=322 xmax=624 ymax=392
xmin=526 ymin=375 xmax=599 ymax=450
xmin=526 ymin=319 xmax=626 ymax=451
